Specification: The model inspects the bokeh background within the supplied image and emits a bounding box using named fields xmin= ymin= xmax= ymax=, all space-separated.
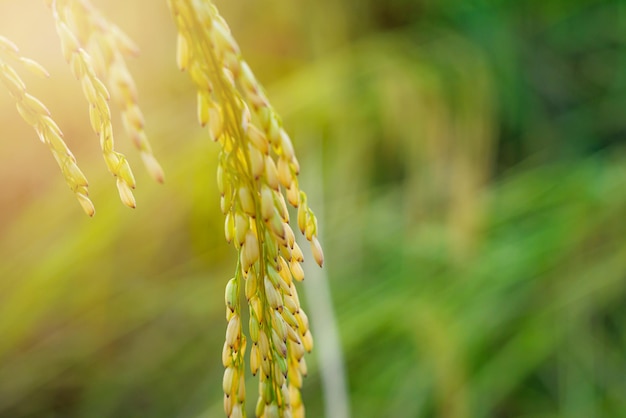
xmin=1 ymin=0 xmax=626 ymax=417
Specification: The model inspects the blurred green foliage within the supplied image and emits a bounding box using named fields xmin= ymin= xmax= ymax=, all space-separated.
xmin=1 ymin=0 xmax=626 ymax=417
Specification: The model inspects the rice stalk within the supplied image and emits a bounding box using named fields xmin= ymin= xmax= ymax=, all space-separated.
xmin=62 ymin=0 xmax=165 ymax=184
xmin=0 ymin=35 xmax=94 ymax=216
xmin=167 ymin=1 xmax=323 ymax=416
xmin=47 ymin=0 xmax=163 ymax=208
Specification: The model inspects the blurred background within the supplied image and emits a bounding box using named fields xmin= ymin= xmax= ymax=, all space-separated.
xmin=1 ymin=0 xmax=626 ymax=417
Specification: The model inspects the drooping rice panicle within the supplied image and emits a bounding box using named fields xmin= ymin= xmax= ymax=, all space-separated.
xmin=0 ymin=35 xmax=94 ymax=216
xmin=61 ymin=0 xmax=165 ymax=184
xmin=48 ymin=0 xmax=162 ymax=208
xmin=167 ymin=1 xmax=323 ymax=417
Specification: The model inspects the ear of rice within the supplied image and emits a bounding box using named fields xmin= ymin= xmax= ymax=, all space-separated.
xmin=0 ymin=39 xmax=95 ymax=216
xmin=167 ymin=1 xmax=324 ymax=415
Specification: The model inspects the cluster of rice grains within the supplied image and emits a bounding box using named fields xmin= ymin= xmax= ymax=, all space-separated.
xmin=46 ymin=0 xmax=163 ymax=212
xmin=168 ymin=1 xmax=323 ymax=417
xmin=0 ymin=35 xmax=97 ymax=215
